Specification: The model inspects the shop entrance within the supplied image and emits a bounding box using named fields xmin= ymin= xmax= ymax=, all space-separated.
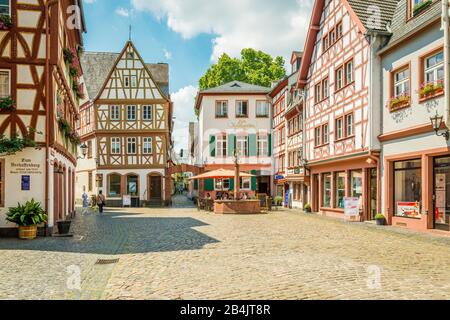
xmin=368 ymin=168 xmax=378 ymax=220
xmin=434 ymin=156 xmax=450 ymax=231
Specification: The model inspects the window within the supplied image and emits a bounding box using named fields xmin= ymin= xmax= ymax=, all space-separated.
xmin=87 ymin=140 xmax=92 ymax=159
xmin=143 ymin=105 xmax=152 ymax=121
xmin=424 ymin=50 xmax=444 ymax=83
xmin=322 ymin=124 xmax=329 ymax=144
xmin=345 ymin=113 xmax=354 ymax=137
xmin=336 ymin=67 xmax=343 ymax=91
xmin=0 ymin=70 xmax=10 ymax=98
xmin=322 ymin=173 xmax=332 ymax=208
xmin=280 ymin=127 xmax=286 ymax=145
xmin=111 ymin=137 xmax=121 ymax=154
xmin=216 ymin=135 xmax=227 ymax=157
xmin=322 ymin=78 xmax=329 ymax=99
xmin=111 ymin=105 xmax=120 ymax=121
xmin=394 ymin=159 xmax=422 ymax=219
xmin=315 ymin=83 xmax=321 ymax=103
xmin=143 ymin=137 xmax=152 ymax=154
xmin=85 ymin=109 xmax=90 ymax=125
xmin=127 ymin=137 xmax=136 ymax=154
xmin=0 ymin=0 xmax=9 ymax=15
xmin=394 ymin=67 xmax=410 ymax=97
xmin=323 ymin=35 xmax=329 ymax=51
xmin=335 ymin=172 xmax=346 ymax=208
xmin=257 ymin=134 xmax=268 ymax=156
xmin=256 ymin=101 xmax=269 ymax=117
xmin=350 ymin=170 xmax=363 ymax=199
xmin=0 ymin=159 xmax=4 ymax=207
xmin=215 ymin=179 xmax=230 ymax=190
xmin=236 ymin=100 xmax=248 ymax=117
xmin=330 ymin=29 xmax=335 ymax=44
xmin=126 ymin=52 xmax=135 ymax=59
xmin=240 ymin=177 xmax=251 ymax=190
xmin=88 ymin=171 xmax=93 ymax=192
xmin=336 ymin=118 xmax=344 ymax=140
xmin=108 ymin=174 xmax=122 ymax=197
xmin=126 ymin=175 xmax=138 ymax=196
xmin=315 ymin=127 xmax=321 ymax=146
xmin=411 ymin=0 xmax=434 ymax=17
xmin=215 ymin=101 xmax=228 ymax=118
xmin=237 ymin=136 xmax=248 ymax=157
xmin=127 ymin=105 xmax=136 ymax=120
xmin=336 ymin=21 xmax=343 ymax=39
xmin=131 ymin=75 xmax=137 ymax=87
xmin=345 ymin=60 xmax=354 ymax=84
xmin=124 ymin=76 xmax=130 ymax=88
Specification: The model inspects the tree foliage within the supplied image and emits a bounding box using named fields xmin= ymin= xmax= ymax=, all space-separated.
xmin=199 ymin=49 xmax=286 ymax=91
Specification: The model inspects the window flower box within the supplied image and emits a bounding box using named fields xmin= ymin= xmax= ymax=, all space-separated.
xmin=63 ymin=48 xmax=75 ymax=64
xmin=413 ymin=0 xmax=432 ymax=16
xmin=419 ymin=80 xmax=444 ymax=99
xmin=0 ymin=14 xmax=12 ymax=30
xmin=0 ymin=96 xmax=16 ymax=111
xmin=387 ymin=94 xmax=410 ymax=112
xmin=68 ymin=130 xmax=81 ymax=146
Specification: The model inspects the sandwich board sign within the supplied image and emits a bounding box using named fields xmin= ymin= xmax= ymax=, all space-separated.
xmin=344 ymin=197 xmax=360 ymax=222
xmin=123 ymin=195 xmax=132 ymax=207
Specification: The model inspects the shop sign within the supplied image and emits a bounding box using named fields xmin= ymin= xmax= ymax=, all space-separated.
xmin=21 ymin=175 xmax=31 ymax=191
xmin=344 ymin=197 xmax=360 ymax=216
xmin=10 ymin=158 xmax=42 ymax=175
xmin=275 ymin=175 xmax=284 ymax=180
xmin=123 ymin=195 xmax=132 ymax=207
xmin=396 ymin=202 xmax=421 ymax=219
xmin=128 ymin=182 xmax=137 ymax=194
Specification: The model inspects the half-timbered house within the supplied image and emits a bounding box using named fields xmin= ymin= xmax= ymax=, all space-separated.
xmin=298 ymin=0 xmax=398 ymax=220
xmin=77 ymin=41 xmax=173 ymax=207
xmin=0 ymin=0 xmax=86 ymax=235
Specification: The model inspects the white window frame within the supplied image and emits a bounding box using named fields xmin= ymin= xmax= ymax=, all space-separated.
xmin=111 ymin=137 xmax=121 ymax=155
xmin=127 ymin=105 xmax=136 ymax=121
xmin=143 ymin=137 xmax=152 ymax=155
xmin=215 ymin=135 xmax=227 ymax=158
xmin=345 ymin=60 xmax=354 ymax=85
xmin=111 ymin=105 xmax=120 ymax=121
xmin=215 ymin=101 xmax=228 ymax=118
xmin=240 ymin=177 xmax=251 ymax=190
xmin=124 ymin=76 xmax=130 ymax=88
xmin=236 ymin=100 xmax=248 ymax=117
xmin=394 ymin=68 xmax=410 ymax=97
xmin=0 ymin=69 xmax=11 ymax=99
xmin=346 ymin=114 xmax=354 ymax=137
xmin=142 ymin=105 xmax=153 ymax=121
xmin=214 ymin=178 xmax=230 ymax=191
xmin=336 ymin=68 xmax=343 ymax=90
xmin=237 ymin=136 xmax=248 ymax=157
xmin=315 ymin=127 xmax=322 ymax=146
xmin=256 ymin=101 xmax=269 ymax=117
xmin=257 ymin=134 xmax=268 ymax=157
xmin=322 ymin=124 xmax=329 ymax=145
xmin=424 ymin=51 xmax=444 ymax=83
xmin=336 ymin=118 xmax=344 ymax=140
xmin=131 ymin=75 xmax=137 ymax=88
xmin=127 ymin=137 xmax=137 ymax=154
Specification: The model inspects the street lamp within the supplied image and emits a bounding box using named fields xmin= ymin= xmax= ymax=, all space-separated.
xmin=78 ymin=142 xmax=88 ymax=159
xmin=430 ymin=111 xmax=450 ymax=141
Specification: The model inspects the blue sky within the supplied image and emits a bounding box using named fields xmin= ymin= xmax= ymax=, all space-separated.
xmin=82 ymin=0 xmax=313 ymax=152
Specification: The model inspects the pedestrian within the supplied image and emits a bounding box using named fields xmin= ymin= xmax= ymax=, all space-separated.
xmin=81 ymin=189 xmax=89 ymax=215
xmin=97 ymin=190 xmax=106 ymax=214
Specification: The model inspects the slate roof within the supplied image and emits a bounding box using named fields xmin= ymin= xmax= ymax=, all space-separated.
xmin=200 ymin=81 xmax=271 ymax=94
xmin=81 ymin=52 xmax=170 ymax=100
xmin=382 ymin=0 xmax=442 ymax=50
xmin=347 ymin=0 xmax=400 ymax=32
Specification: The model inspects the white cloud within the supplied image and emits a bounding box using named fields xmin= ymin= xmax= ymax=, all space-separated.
xmin=163 ymin=49 xmax=172 ymax=60
xmin=131 ymin=0 xmax=313 ymax=64
xmin=171 ymin=85 xmax=198 ymax=152
xmin=116 ymin=7 xmax=131 ymax=17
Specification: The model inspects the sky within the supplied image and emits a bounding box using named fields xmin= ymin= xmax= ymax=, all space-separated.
xmin=82 ymin=0 xmax=314 ymax=153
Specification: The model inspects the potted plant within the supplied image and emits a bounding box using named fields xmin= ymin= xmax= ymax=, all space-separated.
xmin=0 ymin=96 xmax=16 ymax=111
xmin=375 ymin=213 xmax=386 ymax=226
xmin=56 ymin=219 xmax=72 ymax=235
xmin=274 ymin=196 xmax=283 ymax=207
xmin=5 ymin=199 xmax=47 ymax=240
xmin=419 ymin=80 xmax=444 ymax=99
xmin=0 ymin=14 xmax=12 ymax=30
xmin=304 ymin=203 xmax=312 ymax=213
xmin=387 ymin=94 xmax=410 ymax=112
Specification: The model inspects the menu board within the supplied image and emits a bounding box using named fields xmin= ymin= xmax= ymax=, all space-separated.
xmin=123 ymin=195 xmax=132 ymax=207
xmin=344 ymin=197 xmax=360 ymax=217
xmin=396 ymin=202 xmax=421 ymax=219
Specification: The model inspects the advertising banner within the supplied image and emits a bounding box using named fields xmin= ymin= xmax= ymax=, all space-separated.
xmin=396 ymin=202 xmax=421 ymax=219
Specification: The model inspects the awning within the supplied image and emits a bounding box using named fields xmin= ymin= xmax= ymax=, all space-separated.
xmin=189 ymin=168 xmax=255 ymax=180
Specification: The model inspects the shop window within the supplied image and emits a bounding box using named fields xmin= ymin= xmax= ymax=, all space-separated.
xmin=240 ymin=178 xmax=251 ymax=190
xmin=126 ymin=175 xmax=138 ymax=196
xmin=350 ymin=170 xmax=363 ymax=199
xmin=322 ymin=173 xmax=332 ymax=208
xmin=215 ymin=178 xmax=230 ymax=191
xmin=108 ymin=174 xmax=122 ymax=197
xmin=335 ymin=172 xmax=346 ymax=208
xmin=394 ymin=159 xmax=422 ymax=219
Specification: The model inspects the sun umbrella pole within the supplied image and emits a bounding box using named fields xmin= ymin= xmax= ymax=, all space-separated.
xmin=234 ymin=150 xmax=240 ymax=200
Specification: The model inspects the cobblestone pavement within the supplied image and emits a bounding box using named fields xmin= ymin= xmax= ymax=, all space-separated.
xmin=1 ymin=207 xmax=450 ymax=300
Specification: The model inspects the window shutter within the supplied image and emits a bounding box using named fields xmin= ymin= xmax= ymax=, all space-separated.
xmin=228 ymin=134 xmax=236 ymax=156
xmin=210 ymin=135 xmax=216 ymax=157
xmin=204 ymin=178 xmax=214 ymax=191
xmin=251 ymin=170 xmax=257 ymax=191
xmin=249 ymin=134 xmax=257 ymax=156
xmin=229 ymin=178 xmax=234 ymax=191
xmin=268 ymin=134 xmax=272 ymax=156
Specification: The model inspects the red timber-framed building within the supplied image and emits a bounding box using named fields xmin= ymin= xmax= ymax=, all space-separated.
xmin=0 ymin=0 xmax=87 ymax=235
xmin=297 ymin=0 xmax=398 ymax=220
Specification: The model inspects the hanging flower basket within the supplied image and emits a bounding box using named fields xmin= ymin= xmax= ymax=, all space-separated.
xmin=0 ymin=96 xmax=16 ymax=111
xmin=68 ymin=130 xmax=81 ymax=146
xmin=419 ymin=80 xmax=444 ymax=99
xmin=387 ymin=94 xmax=410 ymax=112
xmin=0 ymin=14 xmax=12 ymax=30
xmin=63 ymin=48 xmax=75 ymax=64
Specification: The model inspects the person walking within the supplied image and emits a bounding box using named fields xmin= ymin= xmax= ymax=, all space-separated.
xmin=97 ymin=190 xmax=106 ymax=215
xmin=81 ymin=189 xmax=89 ymax=215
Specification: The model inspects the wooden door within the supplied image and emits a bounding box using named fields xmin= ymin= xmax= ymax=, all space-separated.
xmin=149 ymin=175 xmax=162 ymax=201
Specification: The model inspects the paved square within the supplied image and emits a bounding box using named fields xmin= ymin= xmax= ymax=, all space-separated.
xmin=1 ymin=207 xmax=450 ymax=300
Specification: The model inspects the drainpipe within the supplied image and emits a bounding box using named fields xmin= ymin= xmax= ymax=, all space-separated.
xmin=44 ymin=0 xmax=58 ymax=236
xmin=443 ymin=0 xmax=450 ymax=125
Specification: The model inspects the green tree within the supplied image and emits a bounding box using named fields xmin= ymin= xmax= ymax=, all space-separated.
xmin=199 ymin=49 xmax=286 ymax=91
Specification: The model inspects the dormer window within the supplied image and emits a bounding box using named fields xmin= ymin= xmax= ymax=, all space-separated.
xmin=410 ymin=0 xmax=434 ymax=17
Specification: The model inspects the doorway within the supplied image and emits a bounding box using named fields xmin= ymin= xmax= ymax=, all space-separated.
xmin=149 ymin=174 xmax=162 ymax=204
xmin=434 ymin=156 xmax=450 ymax=231
xmin=368 ymin=168 xmax=378 ymax=220
xmin=126 ymin=175 xmax=139 ymax=207
xmin=313 ymin=174 xmax=319 ymax=212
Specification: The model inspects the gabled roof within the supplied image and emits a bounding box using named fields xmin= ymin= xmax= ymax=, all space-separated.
xmin=200 ymin=81 xmax=271 ymax=94
xmin=379 ymin=0 xmax=442 ymax=54
xmin=346 ymin=0 xmax=399 ymax=33
xmin=81 ymin=48 xmax=170 ymax=100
